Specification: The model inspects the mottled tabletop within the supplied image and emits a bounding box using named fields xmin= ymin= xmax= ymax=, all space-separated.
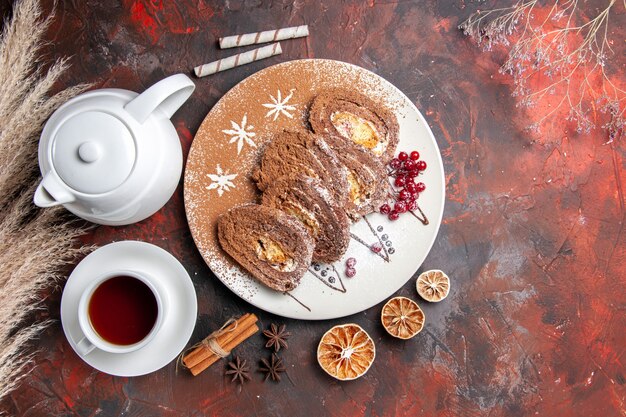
xmin=2 ymin=1 xmax=625 ymax=416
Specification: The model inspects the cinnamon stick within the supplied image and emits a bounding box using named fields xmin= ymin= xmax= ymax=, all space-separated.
xmin=183 ymin=313 xmax=257 ymax=368
xmin=182 ymin=313 xmax=258 ymax=372
xmin=190 ymin=322 xmax=259 ymax=376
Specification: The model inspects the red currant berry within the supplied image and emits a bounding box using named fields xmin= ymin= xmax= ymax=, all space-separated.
xmin=399 ymin=189 xmax=411 ymax=201
xmin=416 ymin=160 xmax=427 ymax=171
xmin=379 ymin=203 xmax=391 ymax=214
xmin=408 ymin=199 xmax=418 ymax=211
xmin=346 ymin=257 xmax=357 ymax=268
xmin=404 ymin=160 xmax=418 ymax=171
xmin=398 ymin=151 xmax=408 ymax=161
xmin=371 ymin=243 xmax=383 ymax=253
xmin=394 ymin=176 xmax=406 ymax=187
xmin=345 ymin=267 xmax=357 ymax=278
xmin=405 ymin=182 xmax=417 ymax=193
xmin=389 ymin=158 xmax=402 ymax=170
xmin=415 ymin=182 xmax=426 ymax=192
xmin=410 ymin=151 xmax=420 ymax=160
xmin=406 ymin=171 xmax=418 ymax=180
xmin=395 ymin=201 xmax=407 ymax=213
xmin=388 ymin=211 xmax=400 ymax=221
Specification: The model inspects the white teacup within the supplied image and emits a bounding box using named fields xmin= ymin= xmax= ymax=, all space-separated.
xmin=75 ymin=270 xmax=167 ymax=356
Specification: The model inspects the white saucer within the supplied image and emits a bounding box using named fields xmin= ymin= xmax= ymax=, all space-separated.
xmin=60 ymin=241 xmax=197 ymax=377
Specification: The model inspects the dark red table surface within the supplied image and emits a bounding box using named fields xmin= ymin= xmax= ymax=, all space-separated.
xmin=1 ymin=1 xmax=625 ymax=416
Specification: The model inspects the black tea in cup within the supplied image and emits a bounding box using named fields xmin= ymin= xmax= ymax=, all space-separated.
xmin=88 ymin=276 xmax=158 ymax=346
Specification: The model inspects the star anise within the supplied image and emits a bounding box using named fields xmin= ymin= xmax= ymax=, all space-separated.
xmin=225 ymin=356 xmax=251 ymax=385
xmin=263 ymin=323 xmax=291 ymax=352
xmin=258 ymin=354 xmax=286 ymax=382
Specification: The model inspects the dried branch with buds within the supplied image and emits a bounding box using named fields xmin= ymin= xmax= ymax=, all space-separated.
xmin=459 ymin=0 xmax=625 ymax=142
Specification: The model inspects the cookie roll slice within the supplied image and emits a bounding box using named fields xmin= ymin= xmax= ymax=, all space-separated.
xmin=251 ymin=130 xmax=349 ymax=206
xmin=309 ymin=88 xmax=399 ymax=163
xmin=262 ymin=173 xmax=351 ymax=263
xmin=217 ymin=204 xmax=314 ymax=292
xmin=325 ymin=134 xmax=388 ymax=221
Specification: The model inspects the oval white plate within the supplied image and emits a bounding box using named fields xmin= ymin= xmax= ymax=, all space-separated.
xmin=185 ymin=59 xmax=444 ymax=320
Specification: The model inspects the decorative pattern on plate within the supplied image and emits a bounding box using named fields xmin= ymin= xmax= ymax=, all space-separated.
xmin=184 ymin=59 xmax=445 ymax=320
xmin=222 ymin=114 xmax=256 ymax=155
xmin=309 ymin=263 xmax=346 ymax=293
xmin=349 ymin=218 xmax=396 ymax=262
xmin=263 ymin=89 xmax=296 ymax=121
xmin=206 ymin=165 xmax=237 ymax=197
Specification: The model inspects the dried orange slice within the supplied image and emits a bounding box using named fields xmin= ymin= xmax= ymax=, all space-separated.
xmin=317 ymin=323 xmax=375 ymax=380
xmin=381 ymin=296 xmax=425 ymax=339
xmin=416 ymin=269 xmax=450 ymax=302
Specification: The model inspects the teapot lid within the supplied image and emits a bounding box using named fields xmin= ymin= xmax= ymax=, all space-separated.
xmin=52 ymin=111 xmax=136 ymax=194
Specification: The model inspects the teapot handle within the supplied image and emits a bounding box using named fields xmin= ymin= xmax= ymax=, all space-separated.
xmin=124 ymin=74 xmax=195 ymax=124
xmin=34 ymin=171 xmax=75 ymax=208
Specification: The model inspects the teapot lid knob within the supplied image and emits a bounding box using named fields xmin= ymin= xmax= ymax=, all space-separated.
xmin=50 ymin=111 xmax=136 ymax=194
xmin=78 ymin=142 xmax=101 ymax=163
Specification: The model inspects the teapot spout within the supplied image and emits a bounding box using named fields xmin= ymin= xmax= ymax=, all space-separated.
xmin=34 ymin=172 xmax=75 ymax=208
xmin=124 ymin=74 xmax=195 ymax=124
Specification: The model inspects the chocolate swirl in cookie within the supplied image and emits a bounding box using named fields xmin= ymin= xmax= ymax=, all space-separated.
xmin=217 ymin=204 xmax=314 ymax=292
xmin=308 ymin=89 xmax=399 ymax=163
xmin=262 ymin=173 xmax=350 ymax=263
xmin=251 ymin=130 xmax=349 ymax=206
xmin=324 ymin=134 xmax=388 ymax=221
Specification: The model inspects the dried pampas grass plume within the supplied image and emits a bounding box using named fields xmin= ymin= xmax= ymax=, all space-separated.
xmin=0 ymin=0 xmax=92 ymax=402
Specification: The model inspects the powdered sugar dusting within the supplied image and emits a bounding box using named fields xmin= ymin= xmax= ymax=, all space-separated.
xmin=305 ymin=176 xmax=334 ymax=204
xmin=263 ymin=89 xmax=297 ymax=121
xmin=206 ymin=164 xmax=237 ymax=197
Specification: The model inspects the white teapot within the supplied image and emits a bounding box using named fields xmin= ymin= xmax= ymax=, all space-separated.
xmin=34 ymin=74 xmax=195 ymax=225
